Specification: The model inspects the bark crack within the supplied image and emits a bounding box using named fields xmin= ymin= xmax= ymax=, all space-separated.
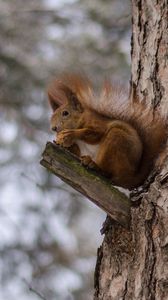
xmin=122 ymin=279 xmax=128 ymax=300
xmin=145 ymin=203 xmax=157 ymax=299
xmin=94 ymin=246 xmax=103 ymax=299
xmin=137 ymin=0 xmax=142 ymax=32
xmin=152 ymin=15 xmax=163 ymax=108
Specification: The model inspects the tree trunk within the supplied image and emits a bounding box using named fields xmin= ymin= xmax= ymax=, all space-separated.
xmin=94 ymin=1 xmax=168 ymax=300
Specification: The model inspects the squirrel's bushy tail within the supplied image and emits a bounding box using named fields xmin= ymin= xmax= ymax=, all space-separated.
xmin=97 ymin=81 xmax=167 ymax=187
xmin=128 ymin=96 xmax=167 ymax=188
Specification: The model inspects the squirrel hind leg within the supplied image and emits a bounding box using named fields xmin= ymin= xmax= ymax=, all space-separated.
xmin=96 ymin=127 xmax=143 ymax=188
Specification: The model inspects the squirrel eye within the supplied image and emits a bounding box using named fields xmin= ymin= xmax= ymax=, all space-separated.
xmin=62 ymin=110 xmax=69 ymax=117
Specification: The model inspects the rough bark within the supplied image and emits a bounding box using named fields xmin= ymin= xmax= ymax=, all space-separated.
xmin=94 ymin=1 xmax=168 ymax=300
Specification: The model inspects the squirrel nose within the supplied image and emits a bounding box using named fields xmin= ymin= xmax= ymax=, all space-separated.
xmin=52 ymin=126 xmax=57 ymax=132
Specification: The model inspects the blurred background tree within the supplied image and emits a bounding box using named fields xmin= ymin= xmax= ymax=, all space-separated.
xmin=0 ymin=0 xmax=131 ymax=299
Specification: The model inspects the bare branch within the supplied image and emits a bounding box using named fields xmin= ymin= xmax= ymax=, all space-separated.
xmin=23 ymin=279 xmax=47 ymax=300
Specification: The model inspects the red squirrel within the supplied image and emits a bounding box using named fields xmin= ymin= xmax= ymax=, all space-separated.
xmin=47 ymin=74 xmax=167 ymax=189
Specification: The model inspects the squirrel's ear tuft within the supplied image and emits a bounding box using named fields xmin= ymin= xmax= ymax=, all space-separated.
xmin=67 ymin=90 xmax=83 ymax=112
xmin=47 ymin=77 xmax=84 ymax=112
xmin=47 ymin=80 xmax=69 ymax=111
xmin=48 ymin=89 xmax=60 ymax=111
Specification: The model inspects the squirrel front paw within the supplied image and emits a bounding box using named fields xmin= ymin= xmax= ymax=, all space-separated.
xmin=56 ymin=130 xmax=75 ymax=147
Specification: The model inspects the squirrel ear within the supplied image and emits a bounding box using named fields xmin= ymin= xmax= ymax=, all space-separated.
xmin=47 ymin=78 xmax=84 ymax=112
xmin=47 ymin=81 xmax=68 ymax=111
xmin=68 ymin=90 xmax=83 ymax=112
xmin=48 ymin=90 xmax=60 ymax=111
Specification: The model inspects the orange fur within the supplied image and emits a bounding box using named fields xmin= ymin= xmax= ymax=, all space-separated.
xmin=47 ymin=74 xmax=167 ymax=189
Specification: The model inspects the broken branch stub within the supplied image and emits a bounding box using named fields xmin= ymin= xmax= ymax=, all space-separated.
xmin=40 ymin=142 xmax=131 ymax=228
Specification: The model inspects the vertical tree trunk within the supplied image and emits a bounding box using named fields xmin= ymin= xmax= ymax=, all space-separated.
xmin=94 ymin=1 xmax=168 ymax=299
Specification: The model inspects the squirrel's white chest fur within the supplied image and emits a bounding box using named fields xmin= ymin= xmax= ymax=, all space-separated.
xmin=76 ymin=140 xmax=100 ymax=161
